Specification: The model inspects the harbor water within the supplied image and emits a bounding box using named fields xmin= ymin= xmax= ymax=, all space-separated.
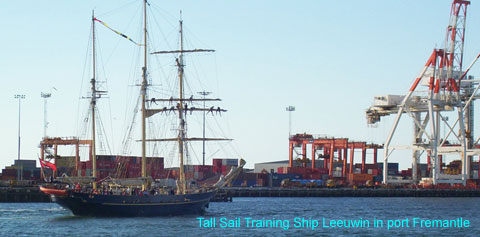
xmin=0 ymin=197 xmax=479 ymax=236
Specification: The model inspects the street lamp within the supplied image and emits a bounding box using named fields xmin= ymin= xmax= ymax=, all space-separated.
xmin=198 ymin=91 xmax=211 ymax=166
xmin=286 ymin=106 xmax=295 ymax=137
xmin=14 ymin=94 xmax=25 ymax=181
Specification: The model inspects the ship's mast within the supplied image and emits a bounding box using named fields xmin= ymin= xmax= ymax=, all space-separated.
xmin=148 ymin=17 xmax=221 ymax=194
xmin=141 ymin=0 xmax=148 ymax=190
xmin=91 ymin=11 xmax=97 ymax=190
xmin=177 ymin=19 xmax=186 ymax=195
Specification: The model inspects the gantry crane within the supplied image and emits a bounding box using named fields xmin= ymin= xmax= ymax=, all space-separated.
xmin=366 ymin=0 xmax=480 ymax=185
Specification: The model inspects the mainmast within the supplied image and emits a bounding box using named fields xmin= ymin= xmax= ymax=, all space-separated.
xmin=141 ymin=0 xmax=148 ymax=190
xmin=177 ymin=19 xmax=186 ymax=194
xmin=148 ymin=16 xmax=226 ymax=195
xmin=91 ymin=11 xmax=97 ymax=190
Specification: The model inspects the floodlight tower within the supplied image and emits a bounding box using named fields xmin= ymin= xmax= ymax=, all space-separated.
xmin=286 ymin=106 xmax=295 ymax=137
xmin=41 ymin=92 xmax=52 ymax=138
xmin=14 ymin=94 xmax=25 ymax=181
xmin=198 ymin=91 xmax=211 ymax=166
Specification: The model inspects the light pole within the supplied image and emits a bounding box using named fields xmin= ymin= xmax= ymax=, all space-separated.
xmin=286 ymin=106 xmax=295 ymax=137
xmin=41 ymin=92 xmax=52 ymax=138
xmin=14 ymin=94 xmax=25 ymax=181
xmin=198 ymin=91 xmax=211 ymax=166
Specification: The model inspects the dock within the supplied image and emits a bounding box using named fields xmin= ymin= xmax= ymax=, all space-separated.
xmin=2 ymin=186 xmax=480 ymax=203
xmin=0 ymin=187 xmax=51 ymax=202
xmin=222 ymin=187 xmax=480 ymax=198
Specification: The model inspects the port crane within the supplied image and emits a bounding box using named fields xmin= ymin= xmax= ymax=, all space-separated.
xmin=366 ymin=0 xmax=480 ymax=185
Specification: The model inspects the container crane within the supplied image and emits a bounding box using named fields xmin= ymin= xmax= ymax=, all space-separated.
xmin=366 ymin=0 xmax=480 ymax=185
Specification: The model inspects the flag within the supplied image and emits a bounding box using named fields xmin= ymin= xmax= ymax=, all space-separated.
xmin=40 ymin=159 xmax=57 ymax=171
xmin=94 ymin=17 xmax=143 ymax=46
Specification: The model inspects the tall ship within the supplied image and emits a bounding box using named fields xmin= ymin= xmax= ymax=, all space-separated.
xmin=40 ymin=0 xmax=244 ymax=217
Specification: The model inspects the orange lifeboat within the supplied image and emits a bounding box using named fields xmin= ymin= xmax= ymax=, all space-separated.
xmin=40 ymin=186 xmax=68 ymax=196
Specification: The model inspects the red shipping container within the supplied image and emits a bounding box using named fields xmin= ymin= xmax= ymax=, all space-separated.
xmin=348 ymin=174 xmax=373 ymax=184
xmin=316 ymin=168 xmax=329 ymax=175
xmin=213 ymin=159 xmax=223 ymax=167
xmin=308 ymin=173 xmax=322 ymax=179
xmin=221 ymin=165 xmax=232 ymax=173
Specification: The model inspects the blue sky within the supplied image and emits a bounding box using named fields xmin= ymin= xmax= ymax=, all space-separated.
xmin=1 ymin=0 xmax=480 ymax=171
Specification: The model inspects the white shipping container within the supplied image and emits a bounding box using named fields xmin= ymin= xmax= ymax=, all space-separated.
xmin=222 ymin=159 xmax=238 ymax=166
xmin=333 ymin=171 xmax=342 ymax=178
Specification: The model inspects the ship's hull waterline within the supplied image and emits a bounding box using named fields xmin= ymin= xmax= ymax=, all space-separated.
xmin=47 ymin=190 xmax=216 ymax=217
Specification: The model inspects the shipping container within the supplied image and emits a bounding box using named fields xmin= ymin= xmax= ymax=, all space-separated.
xmin=291 ymin=179 xmax=324 ymax=186
xmin=332 ymin=170 xmax=342 ymax=178
xmin=193 ymin=165 xmax=213 ymax=172
xmin=374 ymin=175 xmax=383 ymax=183
xmin=272 ymin=173 xmax=303 ymax=181
xmin=304 ymin=173 xmax=322 ymax=179
xmin=277 ymin=167 xmax=289 ymax=174
xmin=348 ymin=173 xmax=373 ymax=184
xmin=2 ymin=169 xmax=17 ymax=176
xmin=376 ymin=162 xmax=399 ymax=171
xmin=221 ymin=159 xmax=239 ymax=166
xmin=245 ymin=180 xmax=256 ymax=187
xmin=212 ymin=159 xmax=223 ymax=167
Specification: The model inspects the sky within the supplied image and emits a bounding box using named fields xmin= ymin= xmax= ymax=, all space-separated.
xmin=1 ymin=0 xmax=480 ymax=171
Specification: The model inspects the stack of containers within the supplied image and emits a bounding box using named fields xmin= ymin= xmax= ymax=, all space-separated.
xmin=148 ymin=157 xmax=165 ymax=179
xmin=193 ymin=165 xmax=213 ymax=180
xmin=0 ymin=169 xmax=16 ymax=180
xmin=271 ymin=173 xmax=303 ymax=187
xmin=256 ymin=173 xmax=268 ymax=187
xmin=277 ymin=167 xmax=289 ymax=174
xmin=212 ymin=159 xmax=223 ymax=174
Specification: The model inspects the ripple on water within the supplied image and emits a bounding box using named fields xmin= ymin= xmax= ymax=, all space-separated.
xmin=0 ymin=198 xmax=479 ymax=236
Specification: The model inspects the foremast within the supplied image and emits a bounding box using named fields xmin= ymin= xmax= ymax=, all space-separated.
xmin=91 ymin=11 xmax=97 ymax=190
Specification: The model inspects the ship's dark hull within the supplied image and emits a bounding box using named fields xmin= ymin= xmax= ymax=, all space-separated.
xmin=49 ymin=191 xmax=216 ymax=217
